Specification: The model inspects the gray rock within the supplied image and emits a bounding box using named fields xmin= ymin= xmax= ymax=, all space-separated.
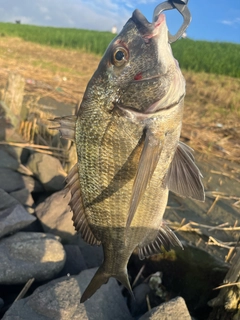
xmin=0 ymin=147 xmax=32 ymax=175
xmin=35 ymin=190 xmax=76 ymax=242
xmin=10 ymin=188 xmax=34 ymax=207
xmin=0 ymin=232 xmax=66 ymax=284
xmin=3 ymin=268 xmax=133 ymax=320
xmin=35 ymin=189 xmax=104 ymax=265
xmin=0 ymin=168 xmax=42 ymax=193
xmin=0 ymin=149 xmax=19 ymax=170
xmin=26 ymin=153 xmax=66 ymax=191
xmin=130 ymin=283 xmax=151 ymax=317
xmin=58 ymin=245 xmax=87 ymax=277
xmin=0 ymin=297 xmax=4 ymax=309
xmin=0 ymin=188 xmax=19 ymax=211
xmin=0 ymin=145 xmax=30 ymax=164
xmin=0 ymin=204 xmax=36 ymax=239
xmin=139 ymin=297 xmax=191 ymax=320
xmin=77 ymin=237 xmax=103 ymax=269
xmin=0 ymin=168 xmax=26 ymax=192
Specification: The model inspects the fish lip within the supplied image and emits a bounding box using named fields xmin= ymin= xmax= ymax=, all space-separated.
xmin=143 ymin=14 xmax=166 ymax=41
xmin=132 ymin=9 xmax=165 ymax=40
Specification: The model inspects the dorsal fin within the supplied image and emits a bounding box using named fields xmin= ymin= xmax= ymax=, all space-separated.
xmin=126 ymin=128 xmax=163 ymax=228
xmin=138 ymin=222 xmax=183 ymax=260
xmin=166 ymin=141 xmax=205 ymax=201
xmin=50 ymin=115 xmax=77 ymax=141
xmin=66 ymin=164 xmax=101 ymax=246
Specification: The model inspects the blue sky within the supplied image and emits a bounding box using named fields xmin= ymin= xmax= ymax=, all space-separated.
xmin=0 ymin=0 xmax=239 ymax=43
xmin=137 ymin=0 xmax=240 ymax=43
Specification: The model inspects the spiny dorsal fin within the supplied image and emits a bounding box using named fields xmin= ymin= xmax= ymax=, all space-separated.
xmin=166 ymin=141 xmax=205 ymax=201
xmin=66 ymin=164 xmax=101 ymax=246
xmin=50 ymin=115 xmax=77 ymax=141
xmin=138 ymin=223 xmax=183 ymax=260
xmin=126 ymin=128 xmax=163 ymax=228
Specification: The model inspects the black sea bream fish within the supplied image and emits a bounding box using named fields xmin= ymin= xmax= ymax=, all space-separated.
xmin=54 ymin=9 xmax=204 ymax=302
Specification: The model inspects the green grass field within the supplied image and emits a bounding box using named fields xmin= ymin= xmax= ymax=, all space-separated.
xmin=0 ymin=22 xmax=239 ymax=77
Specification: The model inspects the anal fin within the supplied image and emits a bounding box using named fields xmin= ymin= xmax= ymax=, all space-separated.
xmin=50 ymin=115 xmax=77 ymax=141
xmin=166 ymin=141 xmax=205 ymax=201
xmin=66 ymin=164 xmax=101 ymax=246
xmin=138 ymin=222 xmax=183 ymax=260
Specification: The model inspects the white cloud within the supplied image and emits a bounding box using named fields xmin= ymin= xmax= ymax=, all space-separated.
xmin=44 ymin=15 xmax=51 ymax=21
xmin=0 ymin=0 xmax=136 ymax=32
xmin=39 ymin=6 xmax=49 ymax=14
xmin=221 ymin=17 xmax=240 ymax=26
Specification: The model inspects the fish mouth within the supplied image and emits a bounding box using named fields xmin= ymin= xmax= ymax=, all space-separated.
xmin=132 ymin=9 xmax=166 ymax=41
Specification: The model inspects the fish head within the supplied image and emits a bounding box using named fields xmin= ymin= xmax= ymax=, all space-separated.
xmin=82 ymin=9 xmax=185 ymax=115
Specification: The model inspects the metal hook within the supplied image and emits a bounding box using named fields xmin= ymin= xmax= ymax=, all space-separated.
xmin=153 ymin=0 xmax=191 ymax=43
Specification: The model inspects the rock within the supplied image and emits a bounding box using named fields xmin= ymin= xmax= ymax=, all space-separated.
xmin=0 ymin=145 xmax=30 ymax=164
xmin=0 ymin=168 xmax=42 ymax=193
xmin=57 ymin=245 xmax=87 ymax=277
xmin=0 ymin=146 xmax=32 ymax=175
xmin=26 ymin=153 xmax=66 ymax=192
xmin=0 ymin=232 xmax=66 ymax=284
xmin=0 ymin=149 xmax=19 ymax=170
xmin=3 ymin=268 xmax=133 ymax=320
xmin=35 ymin=190 xmax=76 ymax=242
xmin=77 ymin=237 xmax=103 ymax=269
xmin=0 ymin=297 xmax=4 ymax=309
xmin=0 ymin=188 xmax=19 ymax=211
xmin=35 ymin=189 xmax=104 ymax=264
xmin=0 ymin=190 xmax=36 ymax=238
xmin=130 ymin=283 xmax=151 ymax=317
xmin=0 ymin=168 xmax=26 ymax=192
xmin=0 ymin=204 xmax=36 ymax=239
xmin=139 ymin=297 xmax=191 ymax=320
xmin=10 ymin=188 xmax=34 ymax=207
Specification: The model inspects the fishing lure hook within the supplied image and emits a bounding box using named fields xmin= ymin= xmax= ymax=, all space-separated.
xmin=153 ymin=0 xmax=191 ymax=43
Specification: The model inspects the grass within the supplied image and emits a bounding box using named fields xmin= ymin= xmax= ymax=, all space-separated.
xmin=0 ymin=22 xmax=239 ymax=78
xmin=172 ymin=39 xmax=240 ymax=78
xmin=0 ymin=23 xmax=114 ymax=55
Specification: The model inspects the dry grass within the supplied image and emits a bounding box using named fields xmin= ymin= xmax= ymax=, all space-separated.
xmin=182 ymin=71 xmax=240 ymax=162
xmin=0 ymin=37 xmax=239 ymax=164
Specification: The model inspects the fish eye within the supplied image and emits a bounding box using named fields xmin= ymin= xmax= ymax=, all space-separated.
xmin=112 ymin=47 xmax=128 ymax=67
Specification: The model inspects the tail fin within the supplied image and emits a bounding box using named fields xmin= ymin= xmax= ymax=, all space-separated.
xmin=80 ymin=266 xmax=133 ymax=303
xmin=116 ymin=271 xmax=134 ymax=300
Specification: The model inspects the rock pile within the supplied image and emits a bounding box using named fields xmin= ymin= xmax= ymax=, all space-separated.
xmin=0 ymin=145 xmax=194 ymax=319
xmin=1 ymin=143 xmax=237 ymax=320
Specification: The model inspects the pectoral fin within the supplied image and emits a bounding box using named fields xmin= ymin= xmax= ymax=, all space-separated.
xmin=126 ymin=128 xmax=163 ymax=228
xmin=50 ymin=115 xmax=77 ymax=141
xmin=166 ymin=141 xmax=205 ymax=201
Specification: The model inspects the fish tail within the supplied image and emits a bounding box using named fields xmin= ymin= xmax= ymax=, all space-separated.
xmin=116 ymin=269 xmax=134 ymax=300
xmin=80 ymin=266 xmax=109 ymax=303
xmin=80 ymin=265 xmax=134 ymax=303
